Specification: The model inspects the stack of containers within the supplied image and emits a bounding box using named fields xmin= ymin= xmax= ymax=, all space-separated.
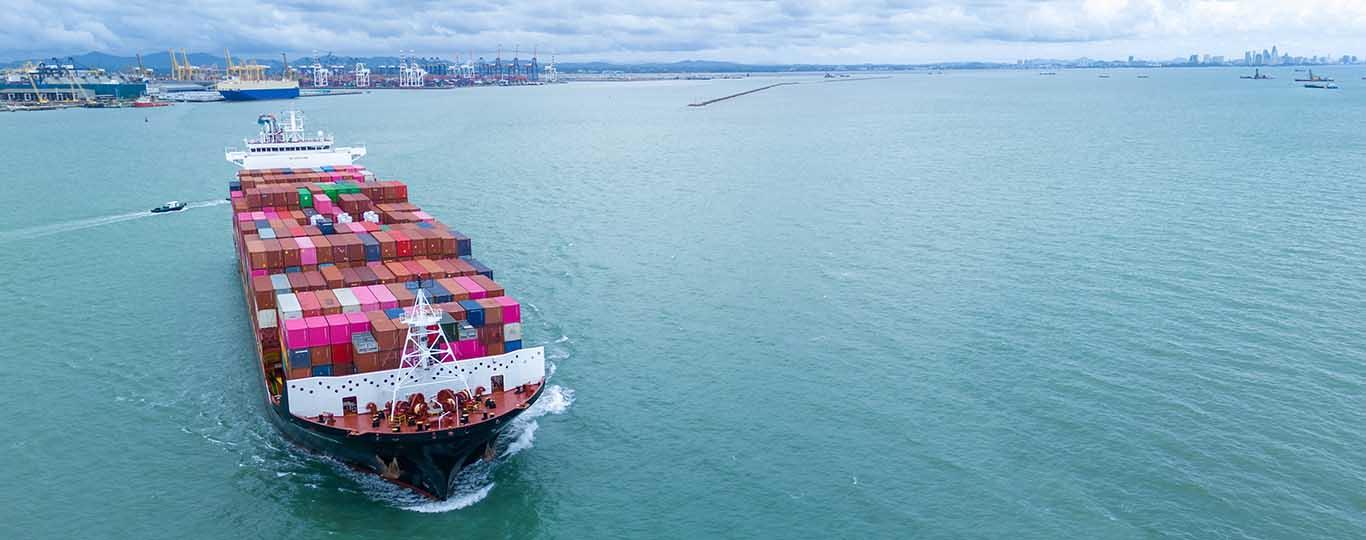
xmin=239 ymin=165 xmax=528 ymax=381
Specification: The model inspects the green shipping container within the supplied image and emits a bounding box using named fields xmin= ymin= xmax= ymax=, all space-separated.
xmin=298 ymin=188 xmax=313 ymax=208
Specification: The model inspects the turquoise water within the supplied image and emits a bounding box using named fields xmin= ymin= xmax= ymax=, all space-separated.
xmin=2 ymin=68 xmax=1365 ymax=539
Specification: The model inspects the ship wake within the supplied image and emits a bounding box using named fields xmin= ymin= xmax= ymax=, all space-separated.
xmin=0 ymin=199 xmax=228 ymax=243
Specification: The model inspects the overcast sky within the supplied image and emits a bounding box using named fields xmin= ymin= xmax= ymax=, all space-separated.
xmin=5 ymin=1 xmax=1366 ymax=63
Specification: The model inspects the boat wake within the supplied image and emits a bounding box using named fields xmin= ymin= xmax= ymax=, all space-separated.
xmin=0 ymin=199 xmax=229 ymax=244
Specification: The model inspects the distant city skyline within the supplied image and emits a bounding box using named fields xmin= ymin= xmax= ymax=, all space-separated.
xmin=5 ymin=1 xmax=1366 ymax=65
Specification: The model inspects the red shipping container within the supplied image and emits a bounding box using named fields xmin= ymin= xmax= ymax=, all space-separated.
xmin=368 ymin=262 xmax=396 ymax=283
xmin=316 ymin=289 xmax=342 ymax=315
xmin=331 ymin=343 xmax=353 ymax=364
xmin=386 ymin=283 xmax=416 ymax=307
xmin=332 ymin=362 xmax=356 ymax=376
xmin=476 ymin=298 xmax=503 ymax=325
xmin=340 ymin=266 xmax=362 ymax=287
xmin=309 ymin=345 xmax=331 ymax=365
xmin=312 ymin=236 xmax=333 ymax=264
xmin=407 ymin=229 xmax=428 ymax=257
xmin=296 ymin=291 xmax=322 ymax=317
xmin=470 ymin=275 xmax=504 ymax=297
xmin=391 ymin=230 xmax=412 ymax=257
xmin=320 ymin=265 xmax=344 ymax=288
xmin=250 ymin=275 xmax=274 ymax=307
xmin=438 ymin=278 xmax=469 ymax=301
xmin=385 ymin=261 xmax=412 ymax=282
xmin=289 ymin=368 xmax=311 ymax=380
xmin=354 ymin=265 xmax=378 ymax=286
xmin=399 ymin=260 xmax=426 ymax=280
xmin=373 ymin=231 xmax=397 ymax=259
xmin=286 ymin=271 xmax=308 ymax=291
xmin=419 ymin=259 xmax=446 ymax=278
xmin=303 ymin=270 xmax=326 ymax=291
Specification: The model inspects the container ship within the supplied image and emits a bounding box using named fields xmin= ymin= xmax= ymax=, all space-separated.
xmin=217 ymin=78 xmax=300 ymax=101
xmin=226 ymin=111 xmax=546 ymax=499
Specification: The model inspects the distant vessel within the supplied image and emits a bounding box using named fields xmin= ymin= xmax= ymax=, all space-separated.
xmin=217 ymin=53 xmax=299 ymax=101
xmin=1303 ymin=82 xmax=1339 ymax=89
xmin=1294 ymin=70 xmax=1332 ymax=83
xmin=218 ymin=79 xmax=300 ymax=101
xmin=1136 ymin=75 xmax=1150 ymax=79
xmin=132 ymin=95 xmax=171 ymax=108
xmin=1240 ymin=69 xmax=1273 ymax=80
xmin=1098 ymin=74 xmax=1110 ymax=78
xmin=1039 ymin=71 xmax=1058 ymax=76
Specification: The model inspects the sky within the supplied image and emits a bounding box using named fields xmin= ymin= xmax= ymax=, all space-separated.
xmin=4 ymin=0 xmax=1366 ymax=64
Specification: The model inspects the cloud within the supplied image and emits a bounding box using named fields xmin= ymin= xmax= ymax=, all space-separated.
xmin=3 ymin=0 xmax=1366 ymax=63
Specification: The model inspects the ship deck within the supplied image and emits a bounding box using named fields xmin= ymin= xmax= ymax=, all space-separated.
xmin=300 ymin=382 xmax=543 ymax=436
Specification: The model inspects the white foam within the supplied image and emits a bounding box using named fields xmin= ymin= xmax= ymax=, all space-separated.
xmin=404 ymin=482 xmax=496 ymax=513
xmin=0 ymin=199 xmax=229 ymax=244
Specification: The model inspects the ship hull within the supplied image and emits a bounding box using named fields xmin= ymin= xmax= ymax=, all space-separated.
xmin=219 ymin=87 xmax=300 ymax=101
xmin=265 ymin=384 xmax=543 ymax=499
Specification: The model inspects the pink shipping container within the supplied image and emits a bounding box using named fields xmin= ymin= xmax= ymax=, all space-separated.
xmin=413 ymin=211 xmax=433 ymax=220
xmin=345 ymin=312 xmax=370 ymax=335
xmin=251 ymin=211 xmax=266 ymax=220
xmin=495 ymin=296 xmax=521 ymax=323
xmin=250 ymin=269 xmax=269 ymax=277
xmin=352 ymin=285 xmax=379 ymax=312
xmin=237 ymin=212 xmax=253 ymax=222
xmin=284 ymin=318 xmax=308 ymax=349
xmin=305 ymin=316 xmax=328 ymax=347
xmin=454 ymin=276 xmax=486 ymax=299
xmin=296 ymin=236 xmax=317 ymax=265
xmin=326 ymin=314 xmax=351 ymax=344
xmin=456 ymin=339 xmax=480 ymax=359
xmin=368 ymin=284 xmax=398 ymax=309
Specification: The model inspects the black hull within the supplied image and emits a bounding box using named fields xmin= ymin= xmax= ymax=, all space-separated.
xmin=267 ymin=384 xmax=543 ymax=499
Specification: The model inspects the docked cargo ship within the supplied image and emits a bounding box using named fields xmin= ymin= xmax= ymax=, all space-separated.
xmin=217 ymin=78 xmax=300 ymax=101
xmin=227 ymin=111 xmax=546 ymax=499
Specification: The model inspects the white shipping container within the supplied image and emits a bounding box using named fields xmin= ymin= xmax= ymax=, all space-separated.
xmin=276 ymin=293 xmax=303 ymax=320
xmin=333 ymin=287 xmax=361 ymax=313
xmin=257 ymin=309 xmax=278 ymax=329
xmin=503 ymin=322 xmax=522 ymax=341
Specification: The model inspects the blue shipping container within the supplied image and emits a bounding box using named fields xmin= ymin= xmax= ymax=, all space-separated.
xmin=288 ymin=349 xmax=310 ymax=370
xmin=311 ymin=365 xmax=333 ymax=377
xmin=459 ymin=300 xmax=484 ymax=326
xmin=505 ymin=340 xmax=522 ymax=352
xmin=462 ymin=257 xmax=493 ymax=280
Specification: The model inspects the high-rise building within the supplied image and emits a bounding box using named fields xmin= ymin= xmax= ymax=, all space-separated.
xmin=1245 ymin=51 xmax=1253 ymax=65
xmin=1189 ymin=54 xmax=1200 ymax=64
xmin=1271 ymin=46 xmax=1278 ymax=64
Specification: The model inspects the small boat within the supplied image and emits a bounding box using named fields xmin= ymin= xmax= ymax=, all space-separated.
xmin=1304 ymin=83 xmax=1339 ymax=89
xmin=1136 ymin=75 xmax=1150 ymax=79
xmin=151 ymin=201 xmax=187 ymax=213
xmin=1240 ymin=69 xmax=1273 ymax=80
xmin=1098 ymin=74 xmax=1110 ymax=78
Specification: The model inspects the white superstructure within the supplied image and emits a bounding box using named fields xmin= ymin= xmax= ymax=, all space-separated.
xmin=225 ymin=110 xmax=366 ymax=169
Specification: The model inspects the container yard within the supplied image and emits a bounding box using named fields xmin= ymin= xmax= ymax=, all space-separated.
xmin=2 ymin=50 xmax=561 ymax=110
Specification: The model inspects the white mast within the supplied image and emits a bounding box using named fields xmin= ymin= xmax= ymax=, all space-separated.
xmin=389 ymin=290 xmax=475 ymax=417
